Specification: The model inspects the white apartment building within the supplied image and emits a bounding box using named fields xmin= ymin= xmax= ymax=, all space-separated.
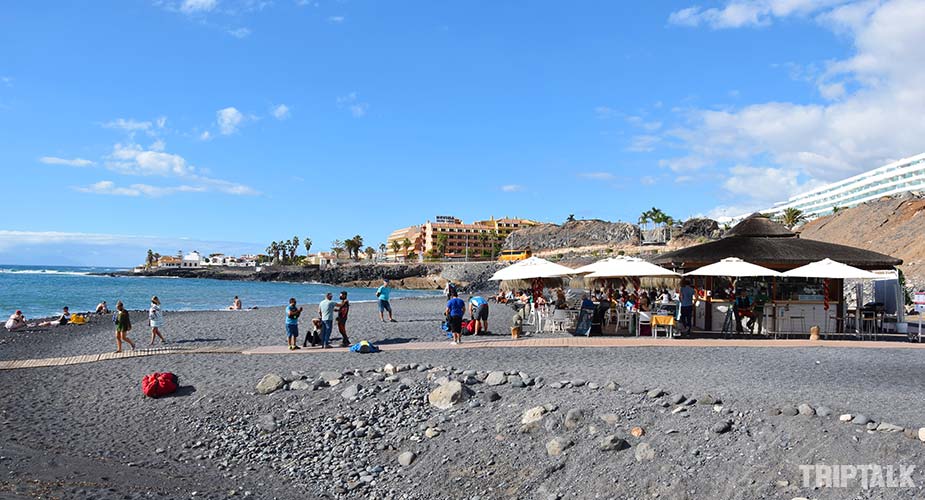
xmin=767 ymin=152 xmax=925 ymax=218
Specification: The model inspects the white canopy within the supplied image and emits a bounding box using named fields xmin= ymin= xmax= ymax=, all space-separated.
xmin=781 ymin=258 xmax=880 ymax=279
xmin=685 ymin=257 xmax=781 ymax=277
xmin=488 ymin=256 xmax=577 ymax=281
xmin=583 ymin=256 xmax=680 ymax=278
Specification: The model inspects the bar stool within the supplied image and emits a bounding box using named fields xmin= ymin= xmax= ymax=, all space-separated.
xmin=860 ymin=311 xmax=877 ymax=340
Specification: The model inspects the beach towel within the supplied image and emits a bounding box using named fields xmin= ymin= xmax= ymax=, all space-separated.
xmin=349 ymin=340 xmax=379 ymax=353
xmin=69 ymin=314 xmax=87 ymax=325
xmin=142 ymin=372 xmax=178 ymax=398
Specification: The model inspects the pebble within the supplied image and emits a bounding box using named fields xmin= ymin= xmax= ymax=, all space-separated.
xmin=711 ymin=420 xmax=732 ymax=434
xmin=697 ymin=394 xmax=719 ymax=405
xmin=876 ymin=422 xmax=904 ymax=433
xmin=669 ymin=394 xmax=686 ymax=405
xmin=564 ymin=409 xmax=584 ymax=430
xmin=839 ymin=414 xmax=853 ymax=422
xmin=815 ymin=406 xmax=832 ymax=417
xmin=341 ymin=384 xmax=361 ymax=400
xmin=599 ymin=435 xmax=629 ymax=452
xmin=289 ymin=380 xmax=311 ymax=391
xmin=852 ymin=414 xmax=871 ymax=425
xmin=780 ymin=406 xmax=799 ymax=417
xmin=587 ymin=382 xmax=600 ymax=390
xmin=634 ymin=442 xmax=655 ymax=462
xmin=646 ymin=388 xmax=665 ymax=398
xmin=570 ymin=379 xmax=586 ymax=387
xmin=482 ymin=391 xmax=501 ymax=402
xmin=604 ymin=381 xmax=619 ymax=391
xmin=522 ymin=406 xmax=548 ymax=425
xmin=255 ymin=373 xmax=285 ymax=395
xmin=548 ymin=382 xmax=564 ymax=389
xmin=485 ymin=371 xmax=507 ymax=386
xmin=630 ymin=426 xmax=645 ymax=437
xmin=545 ymin=437 xmax=573 ymax=457
xmin=599 ymin=413 xmax=620 ymax=426
xmin=424 ymin=428 xmax=441 ymax=438
xmin=397 ymin=451 xmax=416 ymax=466
xmin=428 ymin=381 xmax=472 ymax=410
xmin=919 ymin=428 xmax=925 ymax=442
xmin=797 ymin=404 xmax=815 ymax=416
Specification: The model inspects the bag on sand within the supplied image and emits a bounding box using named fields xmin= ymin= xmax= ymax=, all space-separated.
xmin=349 ymin=340 xmax=380 ymax=353
xmin=142 ymin=372 xmax=178 ymax=398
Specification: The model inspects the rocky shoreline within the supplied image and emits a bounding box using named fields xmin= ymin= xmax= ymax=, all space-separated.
xmin=99 ymin=261 xmax=504 ymax=292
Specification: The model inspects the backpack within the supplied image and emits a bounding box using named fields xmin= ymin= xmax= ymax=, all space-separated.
xmin=349 ymin=340 xmax=380 ymax=353
xmin=142 ymin=372 xmax=179 ymax=398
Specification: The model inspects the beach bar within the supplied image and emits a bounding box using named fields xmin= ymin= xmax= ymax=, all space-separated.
xmin=651 ymin=215 xmax=903 ymax=336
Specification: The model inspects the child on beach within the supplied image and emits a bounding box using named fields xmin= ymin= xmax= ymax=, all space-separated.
xmin=335 ymin=291 xmax=350 ymax=347
xmin=286 ymin=298 xmax=303 ymax=350
xmin=148 ymin=296 xmax=167 ymax=345
xmin=114 ymin=301 xmax=136 ymax=352
xmin=5 ymin=310 xmax=27 ymax=331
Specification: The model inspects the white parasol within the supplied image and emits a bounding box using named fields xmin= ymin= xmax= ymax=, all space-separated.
xmin=488 ymin=256 xmax=577 ymax=281
xmin=781 ymin=258 xmax=881 ymax=279
xmin=684 ymin=257 xmax=781 ymax=277
xmin=583 ymin=256 xmax=680 ymax=278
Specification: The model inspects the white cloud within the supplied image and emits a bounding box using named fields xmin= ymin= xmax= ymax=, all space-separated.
xmin=156 ymin=116 xmax=167 ymax=128
xmin=668 ymin=0 xmax=849 ymax=29
xmin=664 ymin=0 xmax=925 ymax=212
xmin=39 ymin=156 xmax=94 ymax=167
xmin=337 ymin=93 xmax=369 ymax=117
xmin=578 ymin=172 xmax=616 ymax=180
xmin=150 ymin=139 xmax=166 ymax=152
xmin=228 ymin=27 xmax=251 ymax=38
xmin=75 ymin=180 xmax=206 ymax=197
xmin=627 ymin=135 xmax=661 ymax=152
xmin=180 ymin=0 xmax=218 ymax=14
xmin=217 ymin=107 xmax=245 ymax=134
xmin=199 ymin=130 xmax=212 ymax=141
xmin=640 ymin=176 xmax=657 ymax=186
xmin=104 ymin=118 xmax=153 ymax=132
xmin=501 ymin=184 xmax=524 ymax=192
xmin=594 ymin=106 xmax=617 ymax=119
xmin=327 ymin=16 xmax=345 ymax=23
xmin=271 ymin=104 xmax=290 ymax=120
xmin=1 ymin=76 xmax=12 ymax=87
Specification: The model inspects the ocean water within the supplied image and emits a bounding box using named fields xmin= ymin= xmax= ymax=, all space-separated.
xmin=0 ymin=265 xmax=441 ymax=319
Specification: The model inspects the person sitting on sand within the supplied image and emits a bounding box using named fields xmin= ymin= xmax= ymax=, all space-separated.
xmin=114 ymin=301 xmax=135 ymax=352
xmin=493 ymin=287 xmax=508 ymax=304
xmin=95 ymin=301 xmax=110 ymax=315
xmin=5 ymin=310 xmax=27 ymax=331
xmin=228 ymin=296 xmax=242 ymax=310
xmin=148 ymin=296 xmax=167 ymax=345
xmin=303 ymin=317 xmax=323 ymax=348
xmin=37 ymin=306 xmax=71 ymax=327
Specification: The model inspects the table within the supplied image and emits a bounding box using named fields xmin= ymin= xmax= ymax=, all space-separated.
xmin=651 ymin=315 xmax=676 ymax=338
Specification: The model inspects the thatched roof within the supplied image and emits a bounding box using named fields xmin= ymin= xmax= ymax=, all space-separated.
xmin=652 ymin=215 xmax=901 ymax=271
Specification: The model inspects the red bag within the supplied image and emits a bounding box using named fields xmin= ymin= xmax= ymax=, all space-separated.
xmin=142 ymin=372 xmax=178 ymax=398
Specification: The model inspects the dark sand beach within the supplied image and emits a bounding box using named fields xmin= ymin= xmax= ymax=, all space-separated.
xmin=2 ymin=297 xmax=925 ymax=499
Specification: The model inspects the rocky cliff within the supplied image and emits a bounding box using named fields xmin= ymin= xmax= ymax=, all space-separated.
xmin=799 ymin=192 xmax=925 ymax=286
xmin=504 ymin=220 xmax=642 ymax=252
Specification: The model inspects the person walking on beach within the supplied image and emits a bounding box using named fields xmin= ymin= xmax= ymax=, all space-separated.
xmin=335 ymin=291 xmax=351 ymax=347
xmin=679 ymin=280 xmax=695 ymax=334
xmin=468 ymin=295 xmax=489 ymax=335
xmin=148 ymin=296 xmax=167 ymax=345
xmin=286 ymin=298 xmax=302 ymax=350
xmin=114 ymin=301 xmax=135 ymax=352
xmin=319 ymin=292 xmax=336 ymax=349
xmin=445 ymin=291 xmax=466 ymax=345
xmin=376 ymin=279 xmax=395 ymax=322
xmin=443 ymin=281 xmax=457 ymax=300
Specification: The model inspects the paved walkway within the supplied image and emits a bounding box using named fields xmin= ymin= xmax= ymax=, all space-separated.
xmin=1 ymin=335 xmax=923 ymax=371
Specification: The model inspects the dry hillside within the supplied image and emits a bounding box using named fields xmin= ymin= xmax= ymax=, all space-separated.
xmin=799 ymin=192 xmax=925 ymax=285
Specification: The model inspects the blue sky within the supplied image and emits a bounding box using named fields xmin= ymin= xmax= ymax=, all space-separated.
xmin=2 ymin=0 xmax=923 ymax=266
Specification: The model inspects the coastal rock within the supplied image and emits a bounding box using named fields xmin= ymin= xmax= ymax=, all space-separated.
xmin=256 ymin=374 xmax=285 ymax=395
xmin=546 ymin=437 xmax=574 ymax=457
xmin=486 ymin=371 xmax=507 ymax=386
xmin=815 ymin=406 xmax=832 ymax=417
xmin=711 ymin=420 xmax=732 ymax=434
xmin=781 ymin=406 xmax=799 ymax=417
xmin=876 ymin=422 xmax=904 ymax=433
xmin=670 ymin=394 xmax=686 ymax=405
xmin=646 ymin=388 xmax=665 ymax=398
xmin=697 ymin=395 xmax=719 ymax=405
xmin=428 ymin=382 xmax=472 ymax=410
xmin=318 ymin=371 xmax=342 ymax=383
xmin=852 ymin=414 xmax=871 ymax=425
xmin=483 ymin=391 xmax=501 ymax=403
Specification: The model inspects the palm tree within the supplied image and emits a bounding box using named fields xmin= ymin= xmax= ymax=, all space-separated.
xmin=303 ymin=237 xmax=312 ymax=255
xmin=378 ymin=243 xmax=386 ymax=257
xmin=343 ymin=238 xmax=359 ymax=261
xmin=565 ymin=214 xmax=576 ymax=223
xmin=638 ymin=210 xmax=650 ymax=229
xmin=331 ymin=240 xmax=345 ymax=259
xmin=364 ymin=246 xmax=375 ymax=260
xmin=390 ymin=240 xmax=401 ymax=260
xmin=402 ymin=238 xmax=413 ymax=260
xmin=779 ymin=207 xmax=806 ymax=229
xmin=146 ymin=249 xmax=155 ymax=269
xmin=351 ymin=235 xmax=364 ymax=260
xmin=291 ymin=236 xmax=300 ymax=261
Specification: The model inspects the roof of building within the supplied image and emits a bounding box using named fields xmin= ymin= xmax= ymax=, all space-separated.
xmin=651 ymin=215 xmax=901 ymax=270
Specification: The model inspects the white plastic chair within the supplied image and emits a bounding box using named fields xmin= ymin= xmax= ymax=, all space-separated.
xmin=637 ymin=312 xmax=651 ymax=337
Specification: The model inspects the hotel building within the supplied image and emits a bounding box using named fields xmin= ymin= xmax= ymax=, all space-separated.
xmin=766 ymin=152 xmax=925 ymax=218
xmin=386 ymin=216 xmax=537 ymax=261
